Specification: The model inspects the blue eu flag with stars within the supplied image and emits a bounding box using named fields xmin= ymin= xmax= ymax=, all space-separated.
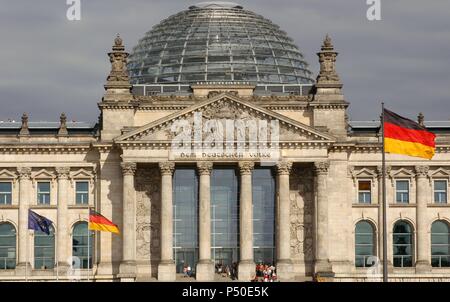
xmin=28 ymin=209 xmax=53 ymax=235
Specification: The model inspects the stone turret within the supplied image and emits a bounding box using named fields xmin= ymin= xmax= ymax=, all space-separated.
xmin=99 ymin=35 xmax=135 ymax=140
xmin=310 ymin=34 xmax=348 ymax=138
xmin=102 ymin=34 xmax=133 ymax=102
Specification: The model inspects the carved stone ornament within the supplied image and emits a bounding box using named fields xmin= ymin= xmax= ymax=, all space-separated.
xmin=19 ymin=113 xmax=29 ymax=136
xmin=121 ymin=162 xmax=137 ymax=176
xmin=55 ymin=167 xmax=71 ymax=179
xmin=197 ymin=162 xmax=213 ymax=175
xmin=106 ymin=34 xmax=130 ymax=83
xmin=316 ymin=34 xmax=340 ymax=84
xmin=314 ymin=161 xmax=329 ymax=175
xmin=415 ymin=165 xmax=430 ymax=178
xmin=238 ymin=161 xmax=254 ymax=175
xmin=159 ymin=162 xmax=175 ymax=175
xmin=58 ymin=113 xmax=68 ymax=136
xmin=276 ymin=161 xmax=292 ymax=175
xmin=17 ymin=167 xmax=32 ymax=179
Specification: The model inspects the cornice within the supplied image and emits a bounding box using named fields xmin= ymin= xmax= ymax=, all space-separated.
xmin=0 ymin=143 xmax=92 ymax=154
xmin=329 ymin=143 xmax=450 ymax=153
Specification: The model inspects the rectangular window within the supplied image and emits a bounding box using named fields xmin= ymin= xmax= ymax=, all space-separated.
xmin=0 ymin=182 xmax=12 ymax=205
xmin=75 ymin=181 xmax=89 ymax=205
xmin=37 ymin=182 xmax=51 ymax=205
xmin=434 ymin=180 xmax=448 ymax=204
xmin=358 ymin=180 xmax=372 ymax=204
xmin=396 ymin=180 xmax=409 ymax=203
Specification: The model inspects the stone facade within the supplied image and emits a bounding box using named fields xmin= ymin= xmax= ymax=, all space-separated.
xmin=0 ymin=34 xmax=449 ymax=283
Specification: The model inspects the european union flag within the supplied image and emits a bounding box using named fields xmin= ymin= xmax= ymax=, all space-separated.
xmin=28 ymin=210 xmax=53 ymax=235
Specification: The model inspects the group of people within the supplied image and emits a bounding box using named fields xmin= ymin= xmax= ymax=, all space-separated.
xmin=251 ymin=263 xmax=277 ymax=282
xmin=215 ymin=262 xmax=238 ymax=280
xmin=182 ymin=264 xmax=193 ymax=278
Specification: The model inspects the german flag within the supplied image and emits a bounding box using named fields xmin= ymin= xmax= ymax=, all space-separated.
xmin=89 ymin=209 xmax=120 ymax=234
xmin=384 ymin=108 xmax=436 ymax=159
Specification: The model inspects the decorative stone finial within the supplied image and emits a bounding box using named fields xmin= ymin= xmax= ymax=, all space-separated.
xmin=114 ymin=34 xmax=123 ymax=47
xmin=316 ymin=34 xmax=340 ymax=85
xmin=322 ymin=34 xmax=333 ymax=50
xmin=58 ymin=112 xmax=68 ymax=136
xmin=19 ymin=113 xmax=29 ymax=136
xmin=418 ymin=112 xmax=425 ymax=127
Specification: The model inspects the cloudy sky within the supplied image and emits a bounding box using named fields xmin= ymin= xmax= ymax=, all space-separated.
xmin=0 ymin=0 xmax=449 ymax=123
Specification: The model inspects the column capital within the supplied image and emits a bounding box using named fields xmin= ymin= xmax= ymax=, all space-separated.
xmin=197 ymin=161 xmax=213 ymax=176
xmin=376 ymin=165 xmax=392 ymax=178
xmin=415 ymin=165 xmax=430 ymax=178
xmin=276 ymin=161 xmax=292 ymax=175
xmin=314 ymin=161 xmax=329 ymax=175
xmin=17 ymin=167 xmax=31 ymax=179
xmin=121 ymin=162 xmax=137 ymax=176
xmin=238 ymin=161 xmax=254 ymax=175
xmin=159 ymin=162 xmax=175 ymax=176
xmin=56 ymin=167 xmax=71 ymax=179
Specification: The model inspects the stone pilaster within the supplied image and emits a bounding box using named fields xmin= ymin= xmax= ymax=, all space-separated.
xmin=119 ymin=162 xmax=137 ymax=281
xmin=415 ymin=165 xmax=431 ymax=272
xmin=313 ymin=161 xmax=334 ymax=278
xmin=276 ymin=161 xmax=293 ymax=280
xmin=17 ymin=167 xmax=31 ymax=273
xmin=196 ymin=161 xmax=214 ymax=281
xmin=157 ymin=162 xmax=176 ymax=281
xmin=56 ymin=167 xmax=70 ymax=274
xmin=238 ymin=161 xmax=255 ymax=281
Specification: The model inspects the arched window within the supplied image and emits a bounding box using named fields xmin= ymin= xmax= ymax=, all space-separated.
xmin=393 ymin=220 xmax=413 ymax=267
xmin=355 ymin=221 xmax=376 ymax=267
xmin=431 ymin=220 xmax=450 ymax=267
xmin=0 ymin=222 xmax=16 ymax=269
xmin=34 ymin=225 xmax=55 ymax=269
xmin=72 ymin=222 xmax=93 ymax=269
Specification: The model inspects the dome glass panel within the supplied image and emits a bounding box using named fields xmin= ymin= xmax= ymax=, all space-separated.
xmin=128 ymin=2 xmax=314 ymax=85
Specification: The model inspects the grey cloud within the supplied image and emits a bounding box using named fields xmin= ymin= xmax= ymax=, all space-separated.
xmin=0 ymin=0 xmax=449 ymax=122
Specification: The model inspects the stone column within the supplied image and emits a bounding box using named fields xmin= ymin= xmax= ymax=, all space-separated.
xmin=119 ymin=162 xmax=137 ymax=281
xmin=56 ymin=167 xmax=70 ymax=274
xmin=415 ymin=165 xmax=431 ymax=272
xmin=158 ymin=162 xmax=176 ymax=281
xmin=314 ymin=161 xmax=334 ymax=277
xmin=238 ymin=161 xmax=255 ymax=281
xmin=17 ymin=167 xmax=31 ymax=272
xmin=196 ymin=161 xmax=214 ymax=281
xmin=276 ymin=161 xmax=293 ymax=280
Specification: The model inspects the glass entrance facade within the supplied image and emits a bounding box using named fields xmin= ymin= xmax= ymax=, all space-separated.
xmin=173 ymin=167 xmax=199 ymax=273
xmin=211 ymin=167 xmax=240 ymax=268
xmin=252 ymin=167 xmax=276 ymax=265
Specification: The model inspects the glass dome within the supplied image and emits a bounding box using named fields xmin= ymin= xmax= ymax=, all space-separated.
xmin=128 ymin=2 xmax=314 ymax=85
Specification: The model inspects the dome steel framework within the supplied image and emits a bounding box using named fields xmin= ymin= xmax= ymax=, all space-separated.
xmin=128 ymin=2 xmax=314 ymax=85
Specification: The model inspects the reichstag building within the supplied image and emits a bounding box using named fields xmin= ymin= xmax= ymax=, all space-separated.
xmin=0 ymin=2 xmax=449 ymax=281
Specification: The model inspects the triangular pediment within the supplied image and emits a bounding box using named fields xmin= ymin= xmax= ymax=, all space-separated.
xmin=0 ymin=169 xmax=17 ymax=180
xmin=115 ymin=93 xmax=335 ymax=145
xmin=389 ymin=167 xmax=415 ymax=179
xmin=70 ymin=169 xmax=95 ymax=180
xmin=32 ymin=169 xmax=55 ymax=179
xmin=430 ymin=167 xmax=450 ymax=178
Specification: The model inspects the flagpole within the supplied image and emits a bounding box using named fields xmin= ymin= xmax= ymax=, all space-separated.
xmin=87 ymin=206 xmax=90 ymax=282
xmin=381 ymin=102 xmax=388 ymax=282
